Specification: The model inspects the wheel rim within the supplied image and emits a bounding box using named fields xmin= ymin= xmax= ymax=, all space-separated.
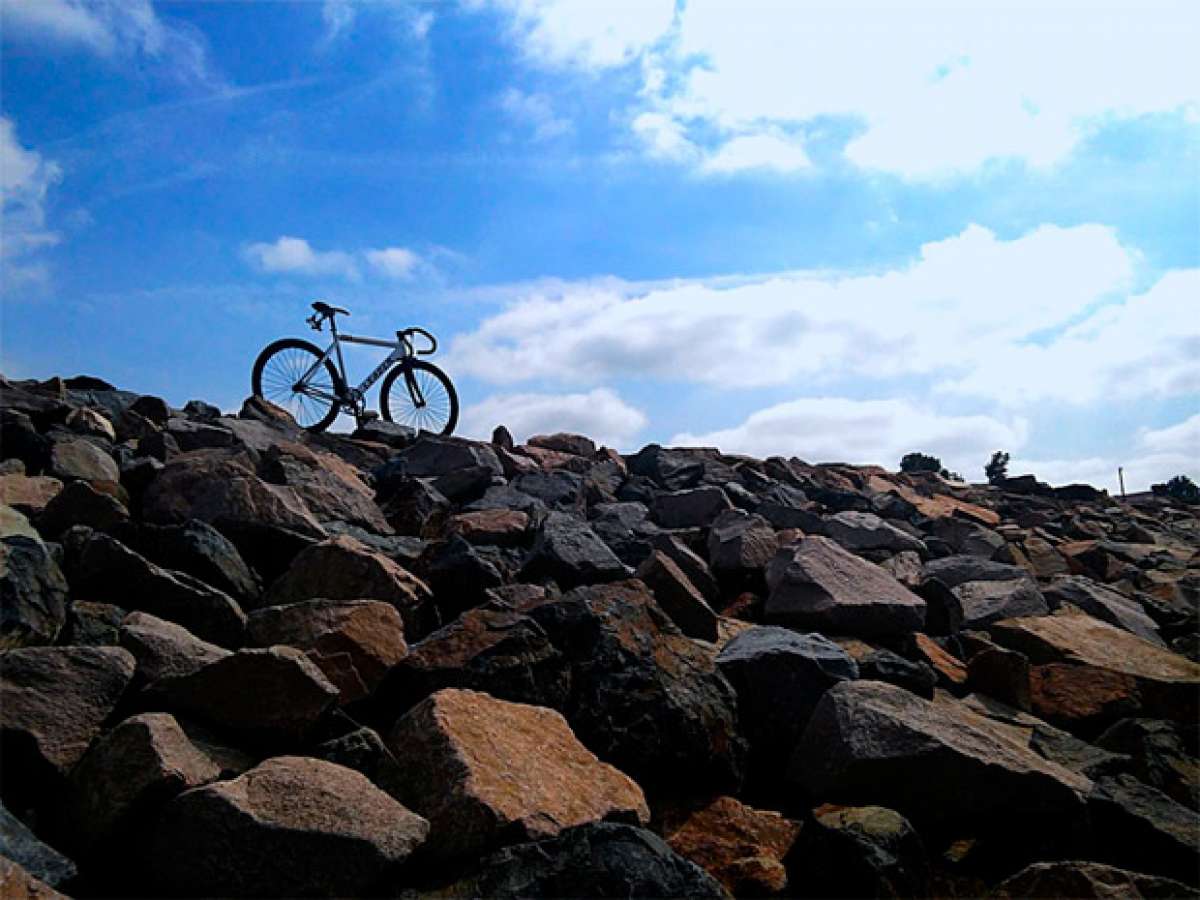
xmin=259 ymin=347 xmax=336 ymax=428
xmin=390 ymin=368 xmax=452 ymax=433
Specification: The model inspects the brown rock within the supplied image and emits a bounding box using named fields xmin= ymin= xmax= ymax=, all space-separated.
xmin=913 ymin=633 xmax=968 ymax=690
xmin=35 ymin=480 xmax=129 ymax=539
xmin=446 ymin=508 xmax=530 ymax=546
xmin=993 ymin=860 xmax=1199 ymax=899
xmin=47 ymin=439 xmax=118 ymax=484
xmin=664 ymin=796 xmax=801 ymax=896
xmin=247 ymin=599 xmax=407 ymax=704
xmin=0 ymin=857 xmax=68 ymax=900
xmin=387 ymin=688 xmax=649 ymax=861
xmin=64 ymin=408 xmax=115 ymax=441
xmin=67 ymin=712 xmax=220 ymax=853
xmin=0 ymin=476 xmax=62 ymax=517
xmin=1020 ymin=535 xmax=1071 ymax=579
xmin=1030 ymin=663 xmax=1141 ymax=731
xmin=636 ymin=550 xmax=719 ymax=641
xmin=261 ymin=443 xmax=393 ymax=534
xmin=966 ymin=644 xmax=1032 ymax=711
xmin=149 ymin=756 xmax=429 ymax=897
xmin=118 ymin=611 xmax=230 ymax=683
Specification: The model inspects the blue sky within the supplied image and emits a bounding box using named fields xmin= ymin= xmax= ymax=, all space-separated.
xmin=2 ymin=0 xmax=1197 ymax=491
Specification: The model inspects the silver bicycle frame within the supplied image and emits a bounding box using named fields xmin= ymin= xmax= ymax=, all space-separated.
xmin=296 ymin=332 xmax=407 ymax=405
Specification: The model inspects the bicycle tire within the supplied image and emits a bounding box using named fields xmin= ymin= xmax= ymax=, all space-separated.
xmin=251 ymin=338 xmax=341 ymax=433
xmin=379 ymin=359 xmax=459 ymax=436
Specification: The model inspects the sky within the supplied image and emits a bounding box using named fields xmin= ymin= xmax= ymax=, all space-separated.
xmin=1 ymin=0 xmax=1197 ymax=492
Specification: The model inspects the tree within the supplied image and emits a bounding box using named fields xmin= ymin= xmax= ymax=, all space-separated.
xmin=900 ymin=452 xmax=942 ymax=474
xmin=985 ymin=450 xmax=1010 ymax=485
xmin=1151 ymin=474 xmax=1200 ymax=505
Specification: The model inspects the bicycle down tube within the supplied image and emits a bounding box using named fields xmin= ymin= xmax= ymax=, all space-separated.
xmin=296 ymin=334 xmax=407 ymax=402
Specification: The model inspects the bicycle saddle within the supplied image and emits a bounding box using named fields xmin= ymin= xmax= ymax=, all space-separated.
xmin=312 ymin=301 xmax=350 ymax=317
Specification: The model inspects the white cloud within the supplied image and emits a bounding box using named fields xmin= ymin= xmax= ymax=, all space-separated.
xmin=319 ymin=0 xmax=433 ymax=46
xmin=483 ymin=0 xmax=1200 ymax=175
xmin=500 ymin=88 xmax=573 ymax=141
xmin=701 ymin=132 xmax=811 ymax=174
xmin=365 ymin=246 xmax=421 ymax=280
xmin=671 ymin=397 xmax=1027 ymax=477
xmin=243 ymin=236 xmax=361 ymax=281
xmin=447 ymin=222 xmax=1192 ymax=410
xmin=632 ymin=111 xmax=698 ymax=162
xmin=320 ymin=0 xmax=356 ymax=43
xmin=458 ymin=388 xmax=648 ymax=449
xmin=1138 ymin=413 xmax=1200 ymax=457
xmin=1 ymin=117 xmax=62 ymax=287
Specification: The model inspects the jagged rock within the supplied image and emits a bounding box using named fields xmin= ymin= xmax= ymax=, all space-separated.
xmin=653 ymin=486 xmax=733 ymax=529
xmin=149 ymin=756 xmax=429 ymax=897
xmin=118 ymin=611 xmax=229 ymax=685
xmin=0 ymin=411 xmax=51 ymax=474
xmin=0 ymin=475 xmax=62 ymax=517
xmin=510 ymin=470 xmax=584 ymax=512
xmin=993 ymin=860 xmax=1198 ymax=898
xmin=989 ymin=609 xmax=1200 ymax=724
xmin=247 ymin=599 xmax=406 ymax=704
xmin=911 ymin=632 xmax=968 ymax=691
xmin=765 ymin=536 xmax=926 ymax=636
xmin=1019 ymin=534 xmax=1071 ymax=579
xmin=825 ymin=511 xmax=926 ymax=554
xmin=47 ymin=439 xmax=118 ymax=484
xmin=262 ymin=535 xmax=433 ymax=637
xmin=66 ymin=713 xmax=220 ymax=855
xmin=521 ymin=511 xmax=627 ymax=588
xmin=636 ymin=550 xmax=719 ymax=641
xmin=664 ymin=795 xmax=801 ymax=896
xmin=921 ymin=555 xmax=1032 ymax=589
xmin=164 ymin=418 xmax=234 ymax=451
xmin=1044 ymin=576 xmax=1163 ymax=644
xmin=64 ymin=407 xmax=115 ymax=441
xmin=128 ymin=395 xmax=170 ymax=424
xmin=35 ymin=479 xmax=128 ymax=540
xmin=388 ymin=688 xmax=648 ymax=861
xmin=1096 ymin=719 xmax=1199 ymax=811
xmin=67 ymin=530 xmax=246 ymax=648
xmin=785 ymin=805 xmax=928 ymax=900
xmin=0 ymin=801 xmax=77 ymax=888
xmin=858 ymin=647 xmax=937 ymax=699
xmin=156 ymin=647 xmax=338 ymax=744
xmin=260 ymin=443 xmax=392 ymax=534
xmin=651 ymin=532 xmax=722 ymax=605
xmin=1 ymin=534 xmax=69 ymax=650
xmin=1087 ymin=774 xmax=1199 ymax=883
xmin=447 ymin=822 xmax=726 ymax=899
xmin=447 ymin=508 xmax=529 ymax=546
xmin=115 ymin=519 xmax=261 ymax=606
xmin=953 ymin=577 xmax=1049 ymax=629
xmin=0 ymin=856 xmax=70 ymax=899
xmin=311 ymin=725 xmax=405 ymax=797
xmin=379 ymin=478 xmax=450 ymax=537
xmin=967 ymin=644 xmax=1032 ymax=711
xmin=375 ymin=435 xmax=502 ymax=487
xmin=707 ymin=509 xmax=777 ymax=587
xmin=528 ymin=433 xmax=596 ymax=457
xmin=880 ymin=549 xmax=923 ymax=587
xmin=927 ymin=516 xmax=1006 ymax=558
xmin=627 ymin=444 xmax=705 ymax=491
xmin=717 ymin=626 xmax=857 ymax=776
xmin=0 ymin=647 xmax=136 ymax=804
xmin=525 ymin=580 xmax=745 ymax=796
xmin=789 ymin=680 xmax=1090 ymax=825
xmin=63 ymin=601 xmax=125 ymax=646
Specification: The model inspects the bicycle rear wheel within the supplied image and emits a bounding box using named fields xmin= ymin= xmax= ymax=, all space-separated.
xmin=379 ymin=360 xmax=459 ymax=436
xmin=251 ymin=338 xmax=341 ymax=432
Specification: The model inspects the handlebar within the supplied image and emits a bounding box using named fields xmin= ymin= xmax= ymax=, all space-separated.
xmin=398 ymin=327 xmax=437 ymax=356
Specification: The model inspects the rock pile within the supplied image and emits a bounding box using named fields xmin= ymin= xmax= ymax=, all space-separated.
xmin=1 ymin=373 xmax=1198 ymax=898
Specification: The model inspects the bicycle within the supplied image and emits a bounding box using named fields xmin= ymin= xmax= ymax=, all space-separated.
xmin=251 ymin=301 xmax=459 ymax=435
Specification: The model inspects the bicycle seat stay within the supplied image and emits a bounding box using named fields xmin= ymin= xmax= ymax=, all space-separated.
xmin=312 ymin=300 xmax=350 ymax=317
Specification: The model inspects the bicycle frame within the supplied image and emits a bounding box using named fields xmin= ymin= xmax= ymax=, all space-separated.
xmin=295 ymin=330 xmax=409 ymax=407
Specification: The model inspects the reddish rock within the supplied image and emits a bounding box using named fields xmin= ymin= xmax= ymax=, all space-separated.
xmin=0 ymin=475 xmax=62 ymax=517
xmin=149 ymin=756 xmax=429 ymax=897
xmin=663 ymin=795 xmax=800 ymax=896
xmin=1020 ymin=534 xmax=1071 ymax=579
xmin=912 ymin=633 xmax=968 ymax=690
xmin=118 ymin=611 xmax=230 ymax=683
xmin=446 ymin=508 xmax=529 ymax=546
xmin=1030 ymin=663 xmax=1141 ymax=731
xmin=636 ymin=550 xmax=719 ymax=641
xmin=0 ymin=857 xmax=68 ymax=900
xmin=247 ymin=599 xmax=407 ymax=704
xmin=260 ymin=443 xmax=392 ymax=534
xmin=387 ymin=688 xmax=649 ymax=861
xmin=527 ymin=433 xmax=597 ymax=457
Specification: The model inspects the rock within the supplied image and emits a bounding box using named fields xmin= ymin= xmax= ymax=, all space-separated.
xmin=993 ymin=860 xmax=1198 ymax=899
xmin=380 ymin=478 xmax=450 ymax=537
xmin=0 ymin=476 xmax=62 ymax=517
xmin=0 ymin=801 xmax=77 ymax=888
xmin=67 ymin=531 xmax=247 ymax=648
xmin=1087 ymin=774 xmax=1199 ymax=883
xmin=35 ymin=480 xmax=129 ymax=539
xmin=422 ymin=535 xmax=507 ymax=618
xmin=717 ymin=626 xmax=857 ymax=777
xmin=491 ymin=425 xmax=514 ymax=449
xmin=262 ymin=535 xmax=433 ymax=637
xmin=0 ymin=506 xmax=39 ymax=542
xmin=953 ymin=577 xmax=1049 ymax=629
xmin=511 ymin=471 xmax=585 ymax=512
xmin=707 ymin=509 xmax=777 ymax=588
xmin=789 ymin=681 xmax=1090 ymax=826
xmin=64 ymin=407 xmax=115 ymax=441
xmin=1044 ymin=576 xmax=1163 ymax=645
xmin=374 ymin=435 xmax=502 ymax=487
xmin=118 ymin=611 xmax=230 ymax=683
xmin=825 ymin=511 xmax=926 ymax=554
xmin=527 ymin=433 xmax=597 ymax=457
xmin=627 ymin=444 xmax=706 ymax=491
xmin=447 ymin=508 xmax=529 ymax=546
xmin=310 ymin=726 xmax=405 ymax=796
xmin=928 ymin=516 xmax=1006 ymax=558
xmin=765 ymin=536 xmax=926 ymax=636
xmin=1096 ymin=719 xmax=1199 ymax=811
xmin=921 ymin=555 xmax=1032 ymax=589
xmin=521 ymin=511 xmax=627 ymax=588
xmin=449 ymin=822 xmax=726 ymax=899
xmin=636 ymin=550 xmax=719 ymax=641
xmin=880 ymin=550 xmax=923 ymax=588
xmin=0 ymin=647 xmax=136 ymax=804
xmin=651 ymin=533 xmax=722 ymax=606
xmin=66 ymin=713 xmax=220 ymax=855
xmin=247 ymin=599 xmax=406 ymax=704
xmin=1029 ymin=663 xmax=1143 ymax=733
xmin=525 ymin=580 xmax=745 ymax=797
xmin=858 ymin=647 xmax=937 ymax=699
xmin=63 ymin=601 xmax=125 ymax=646
xmin=163 ymin=419 xmax=234 ymax=452
xmin=149 ymin=756 xmax=429 ymax=897
xmin=128 ymin=395 xmax=170 ymax=424
xmin=115 ymin=519 xmax=261 ymax=606
xmin=388 ymin=688 xmax=648 ymax=861
xmin=911 ymin=632 xmax=968 ymax=691
xmin=785 ymin=804 xmax=928 ymax=899
xmin=989 ymin=609 xmax=1200 ymax=724
xmin=156 ymin=647 xmax=338 ymax=745
xmin=47 ymin=439 xmax=118 ymax=484
xmin=664 ymin=796 xmax=801 ymax=896
xmin=967 ymin=644 xmax=1032 ymax=711
xmin=0 ymin=856 xmax=70 ymax=899
xmin=1 ymin=535 xmax=69 ymax=649
xmin=1019 ymin=534 xmax=1071 ymax=579
xmin=260 ymin=443 xmax=392 ymax=534
xmin=653 ymin=487 xmax=733 ymax=529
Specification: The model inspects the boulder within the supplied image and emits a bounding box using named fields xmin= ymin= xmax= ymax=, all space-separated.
xmin=0 ymin=856 xmax=70 ymax=899
xmin=1044 ymin=576 xmax=1163 ymax=645
xmin=247 ymin=599 xmax=407 ymax=704
xmin=520 ymin=511 xmax=628 ymax=588
xmin=511 ymin=471 xmax=585 ymax=512
xmin=636 ymin=551 xmax=719 ymax=641
xmin=63 ymin=601 xmax=125 ymax=647
xmin=35 ymin=480 xmax=128 ymax=539
xmin=421 ymin=535 xmax=507 ymax=619
xmin=388 ymin=688 xmax=648 ymax=861
xmin=825 ymin=511 xmax=926 ymax=554
xmin=0 ymin=475 xmax=62 ymax=517
xmin=261 ymin=443 xmax=392 ymax=534
xmin=0 ymin=801 xmax=77 ymax=889
xmin=310 ymin=726 xmax=405 ymax=798
xmin=789 ymin=681 xmax=1090 ymax=826
xmin=114 ymin=519 xmax=262 ymax=606
xmin=527 ymin=433 xmax=596 ymax=457
xmin=447 ymin=509 xmax=529 ymax=546
xmin=47 ymin=439 xmax=118 ymax=484
xmin=1 ymin=535 xmax=69 ymax=650
xmin=627 ymin=444 xmax=706 ymax=491
xmin=149 ymin=756 xmax=429 ymax=897
xmin=707 ymin=509 xmax=777 ymax=587
xmin=927 ymin=516 xmax=1006 ymax=558
xmin=857 ymin=647 xmax=937 ymax=699
xmin=663 ymin=795 xmax=801 ymax=896
xmin=921 ymin=555 xmax=1032 ymax=589
xmin=1087 ymin=774 xmax=1199 ymax=883
xmin=156 ymin=647 xmax=338 ymax=745
xmin=118 ymin=611 xmax=230 ymax=683
xmin=374 ymin=435 xmax=502 ymax=487
xmin=651 ymin=533 xmax=722 ymax=606
xmin=716 ymin=626 xmax=857 ymax=776
xmin=1096 ymin=718 xmax=1199 ymax=811
xmin=953 ymin=577 xmax=1049 ymax=629
xmin=993 ymin=860 xmax=1198 ymax=899
xmin=765 ymin=537 xmax=926 ymax=636
xmin=653 ymin=487 xmax=733 ymax=529
xmin=379 ymin=478 xmax=450 ymax=537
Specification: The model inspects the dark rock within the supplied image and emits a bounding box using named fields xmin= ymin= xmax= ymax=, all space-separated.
xmin=115 ymin=518 xmax=261 ymax=606
xmin=149 ymin=756 xmax=429 ymax=898
xmin=0 ymin=801 xmax=77 ymax=889
xmin=311 ymin=726 xmax=404 ymax=797
xmin=63 ymin=601 xmax=125 ymax=647
xmin=260 ymin=443 xmax=392 ymax=534
xmin=353 ymin=420 xmax=415 ymax=448
xmin=118 ymin=611 xmax=230 ymax=683
xmin=463 ymin=483 xmax=546 ymax=516
xmin=431 ymin=464 xmax=499 ymax=504
xmin=921 ymin=555 xmax=1032 ymax=589
xmin=128 ymin=395 xmax=170 ymax=424
xmin=1096 ymin=719 xmax=1199 ymax=811
xmin=953 ymin=577 xmax=1049 ymax=629
xmin=967 ymin=644 xmax=1032 ymax=711
xmin=650 ymin=533 xmax=722 ymax=607
xmin=164 ymin=418 xmax=234 ymax=451
xmin=35 ymin=480 xmax=129 ymax=539
xmin=182 ymin=400 xmax=221 ymax=420
xmin=999 ymin=474 xmax=1055 ymax=496
xmin=590 ymin=502 xmax=656 ymax=566
xmin=1 ymin=535 xmax=69 ymax=650
xmin=528 ymin=433 xmax=597 ymax=457
xmin=374 ymin=435 xmax=502 ymax=488
xmin=858 ymin=648 xmax=937 ymax=699
xmin=1044 ymin=576 xmax=1163 ymax=645
xmin=765 ymin=536 xmax=926 ymax=636
xmin=653 ymin=486 xmax=733 ymax=529
xmin=511 ymin=470 xmax=584 ymax=513
xmin=422 ymin=534 xmax=506 ymax=619
xmin=927 ymin=516 xmax=1006 ymax=558
xmin=825 ymin=511 xmax=926 ymax=554
xmin=993 ymin=860 xmax=1197 ymax=898
xmin=627 ymin=444 xmax=706 ymax=491
xmin=491 ymin=425 xmax=514 ymax=449
xmin=47 ymin=439 xmax=118 ymax=484
xmin=707 ymin=509 xmax=777 ymax=590
xmin=1087 ymin=774 xmax=1199 ymax=883
xmin=379 ymin=478 xmax=450 ymax=537
xmin=521 ymin=511 xmax=628 ymax=589
xmin=636 ymin=551 xmax=719 ymax=641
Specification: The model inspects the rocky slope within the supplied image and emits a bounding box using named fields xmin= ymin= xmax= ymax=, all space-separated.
xmin=1 ymin=373 xmax=1198 ymax=899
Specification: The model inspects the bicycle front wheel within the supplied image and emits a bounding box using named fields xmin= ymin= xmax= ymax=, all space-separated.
xmin=251 ymin=338 xmax=341 ymax=432
xmin=379 ymin=360 xmax=459 ymax=436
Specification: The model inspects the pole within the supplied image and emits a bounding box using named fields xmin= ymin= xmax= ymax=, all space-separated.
xmin=1118 ymin=467 xmax=1125 ymax=499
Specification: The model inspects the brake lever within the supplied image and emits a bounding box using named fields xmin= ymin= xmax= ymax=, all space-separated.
xmin=308 ymin=315 xmax=323 ymax=332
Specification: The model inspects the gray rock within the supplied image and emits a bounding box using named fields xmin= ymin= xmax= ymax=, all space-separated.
xmin=119 ymin=611 xmax=231 ymax=683
xmin=1087 ymin=774 xmax=1199 ymax=883
xmin=1 ymin=533 xmax=69 ymax=649
xmin=521 ymin=511 xmax=628 ymax=589
xmin=652 ymin=487 xmax=733 ymax=529
xmin=636 ymin=550 xmax=718 ymax=641
xmin=825 ymin=511 xmax=926 ymax=554
xmin=47 ymin=438 xmax=118 ymax=484
xmin=0 ymin=801 xmax=77 ymax=888
xmin=1045 ymin=576 xmax=1163 ymax=645
xmin=953 ymin=577 xmax=1049 ymax=629
xmin=35 ymin=480 xmax=129 ymax=540
xmin=921 ymin=555 xmax=1031 ymax=589
xmin=707 ymin=508 xmax=776 ymax=582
